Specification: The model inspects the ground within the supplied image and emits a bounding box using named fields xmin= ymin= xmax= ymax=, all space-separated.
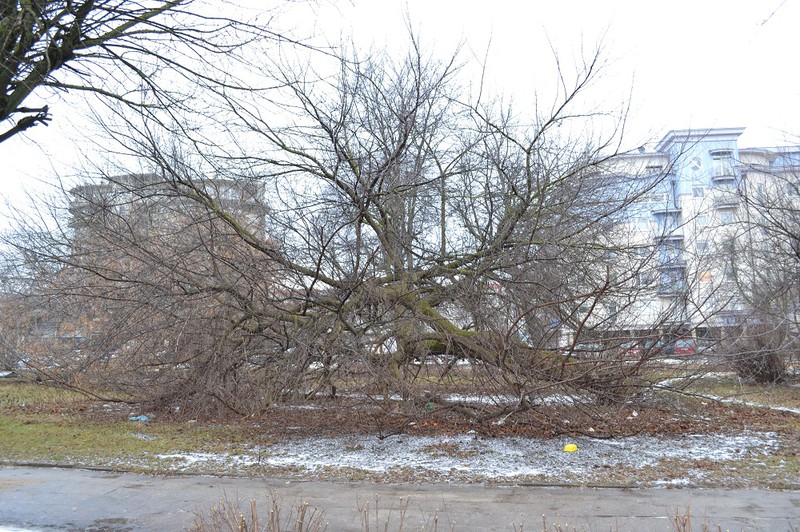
xmin=0 ymin=370 xmax=799 ymax=488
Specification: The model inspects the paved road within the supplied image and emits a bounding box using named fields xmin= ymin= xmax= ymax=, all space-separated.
xmin=0 ymin=466 xmax=798 ymax=531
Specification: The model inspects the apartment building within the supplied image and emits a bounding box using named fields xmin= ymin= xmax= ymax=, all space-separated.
xmin=69 ymin=173 xmax=267 ymax=245
xmin=598 ymin=127 xmax=800 ymax=343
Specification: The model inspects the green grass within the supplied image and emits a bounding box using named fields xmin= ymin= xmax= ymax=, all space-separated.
xmin=684 ymin=375 xmax=800 ymax=409
xmin=0 ymin=382 xmax=88 ymax=407
xmin=0 ymin=382 xmax=270 ymax=472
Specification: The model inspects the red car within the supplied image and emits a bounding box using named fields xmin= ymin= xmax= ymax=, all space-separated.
xmin=672 ymin=339 xmax=696 ymax=356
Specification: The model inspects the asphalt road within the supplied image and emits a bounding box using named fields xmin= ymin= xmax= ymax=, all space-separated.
xmin=0 ymin=466 xmax=798 ymax=531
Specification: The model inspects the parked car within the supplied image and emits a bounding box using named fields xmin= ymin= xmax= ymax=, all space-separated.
xmin=619 ymin=341 xmax=641 ymax=358
xmin=672 ymin=338 xmax=709 ymax=356
xmin=642 ymin=338 xmax=669 ymax=356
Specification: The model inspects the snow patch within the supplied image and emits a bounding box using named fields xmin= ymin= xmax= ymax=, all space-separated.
xmin=154 ymin=431 xmax=780 ymax=483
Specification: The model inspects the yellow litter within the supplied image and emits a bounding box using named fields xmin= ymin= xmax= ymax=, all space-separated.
xmin=563 ymin=443 xmax=578 ymax=453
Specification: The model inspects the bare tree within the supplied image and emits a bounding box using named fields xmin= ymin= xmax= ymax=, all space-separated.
xmin=719 ymin=152 xmax=800 ymax=382
xmin=6 ymin=37 xmax=682 ymax=430
xmin=0 ymin=0 xmax=289 ymax=143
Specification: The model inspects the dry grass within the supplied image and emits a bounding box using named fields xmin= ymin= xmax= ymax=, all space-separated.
xmin=190 ymin=492 xmax=327 ymax=532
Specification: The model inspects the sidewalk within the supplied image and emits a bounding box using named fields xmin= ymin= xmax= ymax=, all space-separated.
xmin=0 ymin=465 xmax=798 ymax=531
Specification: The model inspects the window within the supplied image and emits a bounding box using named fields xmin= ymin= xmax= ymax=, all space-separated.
xmin=723 ymin=265 xmax=735 ymax=282
xmin=645 ymin=165 xmax=663 ymax=174
xmin=710 ymin=149 xmax=734 ymax=177
xmin=658 ymin=241 xmax=682 ymax=263
xmin=696 ymin=240 xmax=708 ymax=253
xmin=656 ymin=213 xmax=680 ymax=234
xmin=659 ymin=269 xmax=686 ymax=292
xmin=719 ymin=209 xmax=735 ymax=224
xmin=692 ymin=186 xmax=705 ymax=197
xmin=722 ymin=315 xmax=739 ymax=327
xmin=756 ymin=183 xmax=766 ymax=201
xmin=696 ymin=214 xmax=708 ymax=227
xmin=638 ymin=270 xmax=656 ymax=287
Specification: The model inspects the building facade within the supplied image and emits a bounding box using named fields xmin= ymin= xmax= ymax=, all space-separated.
xmin=596 ymin=128 xmax=800 ymax=343
xmin=69 ymin=173 xmax=266 ymax=241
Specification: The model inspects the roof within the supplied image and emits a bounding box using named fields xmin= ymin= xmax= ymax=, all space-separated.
xmin=655 ymin=127 xmax=746 ymax=153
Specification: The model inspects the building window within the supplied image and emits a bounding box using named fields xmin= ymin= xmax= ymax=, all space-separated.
xmin=638 ymin=270 xmax=656 ymax=287
xmin=723 ymin=265 xmax=735 ymax=282
xmin=659 ymin=269 xmax=686 ymax=292
xmin=692 ymin=186 xmax=705 ymax=197
xmin=756 ymin=183 xmax=766 ymax=201
xmin=696 ymin=214 xmax=708 ymax=227
xmin=658 ymin=241 xmax=682 ymax=263
xmin=722 ymin=315 xmax=739 ymax=327
xmin=719 ymin=209 xmax=735 ymax=224
xmin=710 ymin=149 xmax=734 ymax=177
xmin=645 ymin=165 xmax=663 ymax=174
xmin=696 ymin=240 xmax=708 ymax=253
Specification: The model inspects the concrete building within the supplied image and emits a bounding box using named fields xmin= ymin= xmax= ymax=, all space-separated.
xmin=593 ymin=127 xmax=800 ymax=344
xmin=69 ymin=173 xmax=267 ymax=245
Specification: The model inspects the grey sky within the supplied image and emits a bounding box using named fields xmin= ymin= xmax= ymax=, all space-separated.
xmin=1 ymin=0 xmax=798 ymax=225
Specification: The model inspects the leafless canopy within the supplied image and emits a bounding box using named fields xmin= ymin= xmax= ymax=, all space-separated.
xmin=0 ymin=0 xmax=283 ymax=143
xmin=4 ymin=32 xmax=689 ymax=428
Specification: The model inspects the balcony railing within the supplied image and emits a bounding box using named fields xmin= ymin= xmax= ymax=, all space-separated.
xmin=711 ymin=168 xmax=736 ymax=182
xmin=653 ymin=230 xmax=684 ymax=242
xmin=711 ymin=188 xmax=740 ymax=207
xmin=651 ymin=204 xmax=681 ymax=215
xmin=657 ymin=259 xmax=686 ymax=269
xmin=657 ymin=283 xmax=687 ymax=296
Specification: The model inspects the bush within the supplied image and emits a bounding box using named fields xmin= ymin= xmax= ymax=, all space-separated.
xmin=726 ymin=321 xmax=788 ymax=384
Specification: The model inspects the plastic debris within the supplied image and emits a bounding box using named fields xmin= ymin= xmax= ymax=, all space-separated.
xmin=128 ymin=415 xmax=150 ymax=422
xmin=563 ymin=443 xmax=578 ymax=453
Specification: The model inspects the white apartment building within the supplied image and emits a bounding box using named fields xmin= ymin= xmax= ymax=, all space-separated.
xmin=587 ymin=128 xmax=800 ymax=343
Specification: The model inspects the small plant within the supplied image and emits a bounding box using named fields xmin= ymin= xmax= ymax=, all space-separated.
xmin=359 ymin=495 xmax=453 ymax=532
xmin=190 ymin=491 xmax=326 ymax=532
xmin=671 ymin=505 xmax=721 ymax=532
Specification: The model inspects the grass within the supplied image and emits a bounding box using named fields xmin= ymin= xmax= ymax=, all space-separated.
xmin=0 ymin=381 xmax=88 ymax=407
xmin=2 ymin=379 xmax=800 ymax=487
xmin=0 ymin=381 xmax=272 ymax=473
xmin=683 ymin=374 xmax=800 ymax=410
xmin=0 ymin=414 xmax=263 ymax=470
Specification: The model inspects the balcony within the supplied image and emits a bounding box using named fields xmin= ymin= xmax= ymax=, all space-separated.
xmin=657 ymin=282 xmax=687 ymax=296
xmin=657 ymin=259 xmax=686 ymax=270
xmin=652 ymin=204 xmax=681 ymax=215
xmin=711 ymin=168 xmax=736 ymax=183
xmin=653 ymin=231 xmax=684 ymax=243
xmin=711 ymin=189 xmax=740 ymax=207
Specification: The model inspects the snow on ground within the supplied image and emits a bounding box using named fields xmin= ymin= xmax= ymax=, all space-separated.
xmin=156 ymin=431 xmax=779 ymax=484
xmin=705 ymin=396 xmax=800 ymax=415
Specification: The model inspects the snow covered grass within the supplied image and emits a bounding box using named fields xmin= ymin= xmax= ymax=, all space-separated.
xmin=1 ymin=380 xmax=798 ymax=487
xmin=155 ymin=431 xmax=781 ymax=486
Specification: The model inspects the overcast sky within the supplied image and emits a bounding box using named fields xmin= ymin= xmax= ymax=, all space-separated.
xmin=1 ymin=0 xmax=798 ymax=225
